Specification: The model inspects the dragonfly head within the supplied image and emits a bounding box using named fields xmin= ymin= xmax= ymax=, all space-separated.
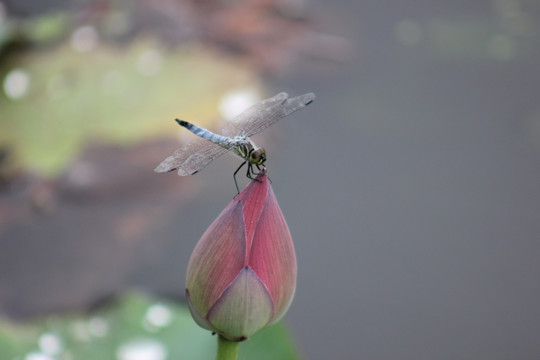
xmin=249 ymin=148 xmax=266 ymax=165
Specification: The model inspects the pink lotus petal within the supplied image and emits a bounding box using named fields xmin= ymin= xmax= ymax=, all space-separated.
xmin=235 ymin=174 xmax=269 ymax=262
xmin=186 ymin=201 xmax=246 ymax=313
xmin=249 ymin=184 xmax=297 ymax=321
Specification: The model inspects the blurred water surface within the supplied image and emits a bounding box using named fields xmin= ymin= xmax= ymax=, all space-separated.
xmin=1 ymin=0 xmax=540 ymax=359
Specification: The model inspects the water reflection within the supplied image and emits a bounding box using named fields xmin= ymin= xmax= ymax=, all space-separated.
xmin=3 ymin=69 xmax=30 ymax=100
xmin=116 ymin=339 xmax=167 ymax=360
xmin=38 ymin=332 xmax=63 ymax=356
xmin=143 ymin=303 xmax=173 ymax=330
xmin=87 ymin=316 xmax=109 ymax=338
xmin=70 ymin=25 xmax=99 ymax=53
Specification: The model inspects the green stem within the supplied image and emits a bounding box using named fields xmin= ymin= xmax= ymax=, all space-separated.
xmin=216 ymin=335 xmax=240 ymax=360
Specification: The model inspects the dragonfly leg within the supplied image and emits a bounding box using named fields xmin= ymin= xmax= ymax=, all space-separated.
xmin=255 ymin=164 xmax=265 ymax=174
xmin=246 ymin=163 xmax=254 ymax=179
xmin=247 ymin=164 xmax=264 ymax=183
xmin=233 ymin=161 xmax=247 ymax=194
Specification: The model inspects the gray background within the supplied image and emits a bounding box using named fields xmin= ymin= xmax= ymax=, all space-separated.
xmin=1 ymin=1 xmax=540 ymax=359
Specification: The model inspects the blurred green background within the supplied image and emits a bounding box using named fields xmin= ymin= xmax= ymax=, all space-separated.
xmin=1 ymin=0 xmax=540 ymax=359
xmin=0 ymin=292 xmax=299 ymax=360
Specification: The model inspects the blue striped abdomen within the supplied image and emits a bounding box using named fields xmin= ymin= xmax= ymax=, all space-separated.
xmin=177 ymin=119 xmax=235 ymax=148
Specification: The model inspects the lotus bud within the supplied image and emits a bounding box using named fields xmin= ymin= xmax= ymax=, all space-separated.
xmin=185 ymin=173 xmax=297 ymax=341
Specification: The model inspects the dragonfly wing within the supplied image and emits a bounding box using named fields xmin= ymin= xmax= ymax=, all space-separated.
xmin=154 ymin=139 xmax=230 ymax=176
xmin=222 ymin=92 xmax=288 ymax=137
xmin=222 ymin=92 xmax=315 ymax=138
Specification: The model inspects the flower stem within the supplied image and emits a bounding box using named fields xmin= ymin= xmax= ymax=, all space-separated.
xmin=216 ymin=335 xmax=240 ymax=360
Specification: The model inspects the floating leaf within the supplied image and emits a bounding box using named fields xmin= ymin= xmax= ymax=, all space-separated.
xmin=0 ymin=39 xmax=262 ymax=176
xmin=0 ymin=293 xmax=300 ymax=360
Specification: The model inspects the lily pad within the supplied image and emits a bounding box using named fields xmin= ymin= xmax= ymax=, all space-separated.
xmin=0 ymin=293 xmax=300 ymax=360
xmin=0 ymin=39 xmax=261 ymax=176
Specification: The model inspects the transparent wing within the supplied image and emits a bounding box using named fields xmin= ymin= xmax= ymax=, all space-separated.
xmin=154 ymin=138 xmax=230 ymax=176
xmin=222 ymin=92 xmax=316 ymax=138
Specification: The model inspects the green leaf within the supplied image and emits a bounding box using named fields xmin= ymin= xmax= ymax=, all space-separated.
xmin=0 ymin=39 xmax=261 ymax=176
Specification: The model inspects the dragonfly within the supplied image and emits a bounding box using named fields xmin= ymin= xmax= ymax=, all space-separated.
xmin=154 ymin=92 xmax=316 ymax=193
